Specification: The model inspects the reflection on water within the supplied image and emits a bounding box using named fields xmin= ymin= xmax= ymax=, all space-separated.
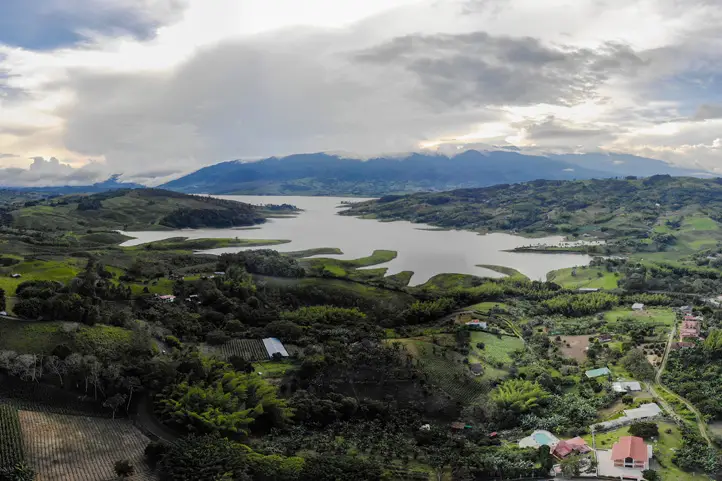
xmin=120 ymin=195 xmax=593 ymax=286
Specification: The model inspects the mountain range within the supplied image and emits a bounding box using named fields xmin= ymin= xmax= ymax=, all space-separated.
xmin=1 ymin=151 xmax=712 ymax=196
xmin=159 ymin=150 xmax=710 ymax=196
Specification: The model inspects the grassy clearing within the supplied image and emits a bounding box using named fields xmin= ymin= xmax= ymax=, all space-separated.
xmin=547 ymin=266 xmax=620 ymax=289
xmin=0 ymin=258 xmax=84 ymax=295
xmin=583 ymin=422 xmax=707 ymax=481
xmin=127 ymin=237 xmax=289 ymax=251
xmin=284 ymin=247 xmax=343 ymax=258
xmin=416 ymin=273 xmax=482 ymax=291
xmin=682 ymin=215 xmax=719 ymax=231
xmin=301 ymin=250 xmax=412 ymax=286
xmin=0 ymin=321 xmax=138 ymax=357
xmin=605 ymin=307 xmax=676 ymax=325
xmin=468 ymin=332 xmax=523 ymax=366
xmin=252 ymin=361 xmax=297 ymax=379
xmin=468 ymin=302 xmax=509 ymax=313
xmin=475 ymin=264 xmax=527 ymax=279
xmin=74 ymin=325 xmax=134 ymax=359
xmin=128 ymin=278 xmax=175 ymax=296
xmin=0 ymin=321 xmax=73 ymax=354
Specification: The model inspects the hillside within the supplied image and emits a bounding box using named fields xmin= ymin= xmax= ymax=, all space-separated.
xmin=340 ymin=176 xmax=722 ymax=253
xmin=160 ymin=150 xmax=705 ymax=195
xmin=7 ymin=188 xmax=275 ymax=231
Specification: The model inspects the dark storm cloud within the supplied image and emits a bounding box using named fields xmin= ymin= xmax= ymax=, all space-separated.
xmin=0 ymin=0 xmax=187 ymax=50
xmin=354 ymin=32 xmax=645 ymax=108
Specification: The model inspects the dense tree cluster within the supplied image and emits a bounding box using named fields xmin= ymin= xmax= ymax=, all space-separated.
xmin=217 ymin=250 xmax=305 ymax=277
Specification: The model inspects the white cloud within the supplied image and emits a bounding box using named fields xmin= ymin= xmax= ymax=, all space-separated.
xmin=0 ymin=0 xmax=721 ymax=185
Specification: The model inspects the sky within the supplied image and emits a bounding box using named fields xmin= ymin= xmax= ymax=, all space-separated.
xmin=1 ymin=0 xmax=721 ymax=186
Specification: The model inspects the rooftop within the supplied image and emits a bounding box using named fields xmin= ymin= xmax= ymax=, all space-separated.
xmin=262 ymin=337 xmax=289 ymax=358
xmin=585 ymin=367 xmax=611 ymax=378
xmin=612 ymin=381 xmax=641 ymax=393
xmin=611 ymin=436 xmax=649 ymax=462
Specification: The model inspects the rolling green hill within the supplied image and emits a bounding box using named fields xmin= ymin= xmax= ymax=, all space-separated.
xmin=341 ymin=176 xmax=722 ymax=254
xmin=7 ymin=188 xmax=283 ymax=231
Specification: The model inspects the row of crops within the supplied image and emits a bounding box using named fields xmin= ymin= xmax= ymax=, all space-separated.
xmin=19 ymin=410 xmax=156 ymax=481
xmin=408 ymin=340 xmax=489 ymax=404
xmin=203 ymin=338 xmax=269 ymax=361
xmin=0 ymin=404 xmax=24 ymax=469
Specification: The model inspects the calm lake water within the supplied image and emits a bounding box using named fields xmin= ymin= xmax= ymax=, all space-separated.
xmin=120 ymin=195 xmax=593 ymax=286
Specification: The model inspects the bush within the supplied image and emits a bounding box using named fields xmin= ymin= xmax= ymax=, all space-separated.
xmin=145 ymin=441 xmax=169 ymax=468
xmin=114 ymin=459 xmax=135 ymax=478
xmin=629 ymin=422 xmax=659 ymax=439
xmin=205 ymin=330 xmax=230 ymax=346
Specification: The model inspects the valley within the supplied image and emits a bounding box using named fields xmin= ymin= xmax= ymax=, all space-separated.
xmin=0 ymin=182 xmax=721 ymax=481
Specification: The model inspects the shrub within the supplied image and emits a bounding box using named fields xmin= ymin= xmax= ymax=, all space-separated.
xmin=114 ymin=459 xmax=135 ymax=478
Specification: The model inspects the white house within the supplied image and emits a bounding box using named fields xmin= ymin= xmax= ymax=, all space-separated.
xmin=612 ymin=381 xmax=642 ymax=393
xmin=632 ymin=303 xmax=645 ymax=311
xmin=465 ymin=319 xmax=488 ymax=329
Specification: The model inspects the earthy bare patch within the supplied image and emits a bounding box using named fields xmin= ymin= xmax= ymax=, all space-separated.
xmin=19 ymin=410 xmax=155 ymax=481
xmin=552 ymin=334 xmax=590 ymax=361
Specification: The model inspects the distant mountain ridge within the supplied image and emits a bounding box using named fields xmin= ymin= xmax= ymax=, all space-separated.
xmin=6 ymin=175 xmax=144 ymax=195
xmin=160 ymin=150 xmax=709 ymax=196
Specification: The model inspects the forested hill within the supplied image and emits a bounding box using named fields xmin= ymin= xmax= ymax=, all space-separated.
xmin=341 ymin=176 xmax=722 ymax=241
xmin=5 ymin=188 xmax=278 ymax=231
xmin=160 ymin=150 xmax=705 ymax=196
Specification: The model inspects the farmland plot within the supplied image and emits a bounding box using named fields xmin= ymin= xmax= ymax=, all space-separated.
xmin=0 ymin=404 xmax=24 ymax=468
xmin=201 ymin=338 xmax=268 ymax=361
xmin=19 ymin=410 xmax=155 ymax=481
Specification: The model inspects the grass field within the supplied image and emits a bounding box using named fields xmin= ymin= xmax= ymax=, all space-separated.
xmin=582 ymin=422 xmax=707 ymax=481
xmin=0 ymin=321 xmax=137 ymax=358
xmin=301 ymin=250 xmax=401 ymax=283
xmin=468 ymin=332 xmax=523 ymax=366
xmin=605 ymin=307 xmax=675 ymax=325
xmin=547 ymin=266 xmax=619 ymax=289
xmin=475 ymin=264 xmax=527 ymax=279
xmin=252 ymin=360 xmax=297 ymax=379
xmin=126 ymin=237 xmax=289 ymax=251
xmin=0 ymin=258 xmax=83 ymax=296
xmin=467 ymin=301 xmax=509 ymax=313
xmin=0 ymin=322 xmax=73 ymax=354
xmin=19 ymin=410 xmax=155 ymax=481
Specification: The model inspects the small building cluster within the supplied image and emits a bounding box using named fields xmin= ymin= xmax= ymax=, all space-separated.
xmin=596 ymin=403 xmax=662 ymax=430
xmin=680 ymin=315 xmax=702 ymax=341
xmin=465 ymin=319 xmax=488 ymax=329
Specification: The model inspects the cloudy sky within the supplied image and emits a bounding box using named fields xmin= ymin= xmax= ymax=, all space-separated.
xmin=1 ymin=0 xmax=721 ymax=185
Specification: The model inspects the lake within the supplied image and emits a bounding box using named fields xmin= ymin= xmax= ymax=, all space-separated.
xmin=120 ymin=195 xmax=593 ymax=286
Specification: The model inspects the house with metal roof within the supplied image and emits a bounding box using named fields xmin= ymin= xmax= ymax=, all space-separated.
xmin=585 ymin=367 xmax=611 ymax=378
xmin=262 ymin=337 xmax=289 ymax=358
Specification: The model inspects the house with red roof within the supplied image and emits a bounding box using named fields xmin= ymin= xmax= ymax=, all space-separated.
xmin=680 ymin=319 xmax=701 ymax=340
xmin=552 ymin=437 xmax=590 ymax=459
xmin=611 ymin=436 xmax=652 ymax=470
